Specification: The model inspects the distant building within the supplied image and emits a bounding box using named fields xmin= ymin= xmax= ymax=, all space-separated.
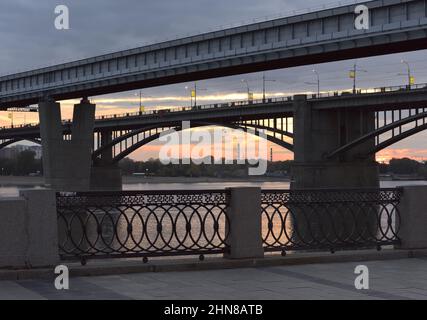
xmin=0 ymin=144 xmax=42 ymax=159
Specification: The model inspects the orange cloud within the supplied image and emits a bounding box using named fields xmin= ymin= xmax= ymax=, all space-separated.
xmin=376 ymin=149 xmax=427 ymax=163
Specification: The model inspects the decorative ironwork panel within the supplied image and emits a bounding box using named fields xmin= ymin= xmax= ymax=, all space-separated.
xmin=261 ymin=188 xmax=402 ymax=253
xmin=57 ymin=190 xmax=230 ymax=262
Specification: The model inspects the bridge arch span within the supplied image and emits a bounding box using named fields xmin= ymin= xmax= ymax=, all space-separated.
xmin=327 ymin=109 xmax=427 ymax=159
xmin=0 ymin=137 xmax=41 ymax=151
xmin=93 ymin=122 xmax=294 ymax=164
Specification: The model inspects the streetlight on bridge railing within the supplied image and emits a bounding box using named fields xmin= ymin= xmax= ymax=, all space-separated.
xmin=185 ymin=82 xmax=207 ymax=107
xmin=134 ymin=91 xmax=152 ymax=113
xmin=349 ymin=63 xmax=367 ymax=94
xmin=304 ymin=69 xmax=320 ymax=96
xmin=399 ymin=60 xmax=414 ymax=89
xmin=241 ymin=79 xmax=253 ymax=103
xmin=262 ymin=73 xmax=276 ymax=102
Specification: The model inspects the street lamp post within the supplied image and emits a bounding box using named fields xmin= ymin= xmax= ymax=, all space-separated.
xmin=350 ymin=63 xmax=367 ymax=94
xmin=241 ymin=79 xmax=251 ymax=102
xmin=194 ymin=82 xmax=197 ymax=107
xmin=262 ymin=73 xmax=276 ymax=102
xmin=401 ymin=60 xmax=412 ymax=88
xmin=136 ymin=90 xmax=142 ymax=109
xmin=184 ymin=85 xmax=192 ymax=107
xmin=134 ymin=91 xmax=153 ymax=113
xmin=186 ymin=82 xmax=206 ymax=107
xmin=313 ymin=69 xmax=320 ymax=96
xmin=305 ymin=70 xmax=320 ymax=96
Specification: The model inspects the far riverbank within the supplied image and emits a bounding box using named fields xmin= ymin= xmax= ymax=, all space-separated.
xmin=2 ymin=175 xmax=427 ymax=198
xmin=2 ymin=175 xmax=427 ymax=188
xmin=0 ymin=175 xmax=290 ymax=187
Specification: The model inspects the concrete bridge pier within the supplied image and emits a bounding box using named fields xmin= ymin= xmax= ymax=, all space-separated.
xmin=90 ymin=166 xmax=122 ymax=191
xmin=290 ymin=94 xmax=379 ymax=189
xmin=290 ymin=95 xmax=379 ymax=247
xmin=91 ymin=130 xmax=122 ymax=191
xmin=39 ymin=98 xmax=95 ymax=191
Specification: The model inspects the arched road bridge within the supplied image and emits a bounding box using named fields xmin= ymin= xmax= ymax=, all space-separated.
xmin=2 ymin=83 xmax=427 ymax=190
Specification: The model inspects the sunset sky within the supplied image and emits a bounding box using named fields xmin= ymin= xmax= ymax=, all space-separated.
xmin=1 ymin=0 xmax=427 ymax=163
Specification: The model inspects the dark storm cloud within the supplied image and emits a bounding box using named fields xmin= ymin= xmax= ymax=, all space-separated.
xmin=0 ymin=0 xmax=305 ymax=72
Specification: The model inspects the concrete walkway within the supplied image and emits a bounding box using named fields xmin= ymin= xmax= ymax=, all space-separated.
xmin=1 ymin=258 xmax=427 ymax=300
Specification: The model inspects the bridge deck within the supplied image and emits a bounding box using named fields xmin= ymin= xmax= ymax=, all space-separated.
xmin=1 ymin=0 xmax=427 ymax=109
xmin=1 ymin=83 xmax=427 ymax=140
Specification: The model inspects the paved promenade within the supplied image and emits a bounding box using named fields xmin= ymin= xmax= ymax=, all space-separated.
xmin=1 ymin=257 xmax=427 ymax=300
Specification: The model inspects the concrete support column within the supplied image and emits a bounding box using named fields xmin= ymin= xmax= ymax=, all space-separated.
xmin=0 ymin=189 xmax=59 ymax=268
xmin=396 ymin=186 xmax=427 ymax=249
xmin=290 ymin=95 xmax=379 ymax=245
xmin=39 ymin=98 xmax=95 ymax=191
xmin=291 ymin=94 xmax=379 ymax=189
xmin=90 ymin=166 xmax=122 ymax=191
xmin=224 ymin=187 xmax=264 ymax=259
xmin=98 ymin=130 xmax=114 ymax=164
xmin=90 ymin=130 xmax=122 ymax=191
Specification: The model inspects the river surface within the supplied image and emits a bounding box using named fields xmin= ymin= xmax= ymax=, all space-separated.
xmin=2 ymin=180 xmax=427 ymax=197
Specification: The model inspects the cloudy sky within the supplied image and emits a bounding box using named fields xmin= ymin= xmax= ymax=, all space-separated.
xmin=1 ymin=0 xmax=427 ymax=162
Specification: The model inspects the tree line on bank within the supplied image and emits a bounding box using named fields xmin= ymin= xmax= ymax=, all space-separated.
xmin=119 ymin=158 xmax=427 ymax=179
xmin=118 ymin=157 xmax=293 ymax=177
xmin=378 ymin=158 xmax=427 ymax=176
xmin=0 ymin=150 xmax=42 ymax=176
xmin=119 ymin=157 xmax=427 ymax=178
xmin=1 ymin=149 xmax=427 ymax=178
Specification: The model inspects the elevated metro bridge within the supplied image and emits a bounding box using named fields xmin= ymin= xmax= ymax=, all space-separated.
xmin=1 ymin=0 xmax=427 ymax=109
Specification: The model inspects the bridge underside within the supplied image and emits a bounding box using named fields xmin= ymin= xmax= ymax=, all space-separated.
xmin=3 ymin=37 xmax=427 ymax=110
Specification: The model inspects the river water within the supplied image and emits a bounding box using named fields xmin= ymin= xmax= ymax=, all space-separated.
xmin=2 ymin=180 xmax=427 ymax=197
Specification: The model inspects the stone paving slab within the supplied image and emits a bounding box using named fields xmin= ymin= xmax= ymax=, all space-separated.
xmin=2 ymin=248 xmax=425 ymax=281
xmin=1 ymin=257 xmax=427 ymax=300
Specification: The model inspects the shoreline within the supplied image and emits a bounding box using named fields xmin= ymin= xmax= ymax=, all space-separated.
xmin=1 ymin=175 xmax=426 ymax=187
xmin=0 ymin=175 xmax=290 ymax=187
xmin=122 ymin=175 xmax=290 ymax=184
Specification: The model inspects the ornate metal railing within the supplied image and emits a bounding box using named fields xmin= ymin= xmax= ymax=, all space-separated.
xmin=57 ymin=190 xmax=230 ymax=264
xmin=57 ymin=187 xmax=403 ymax=264
xmin=261 ymin=188 xmax=402 ymax=254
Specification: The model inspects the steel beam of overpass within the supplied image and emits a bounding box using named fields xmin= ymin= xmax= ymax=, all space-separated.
xmin=1 ymin=0 xmax=427 ymax=109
